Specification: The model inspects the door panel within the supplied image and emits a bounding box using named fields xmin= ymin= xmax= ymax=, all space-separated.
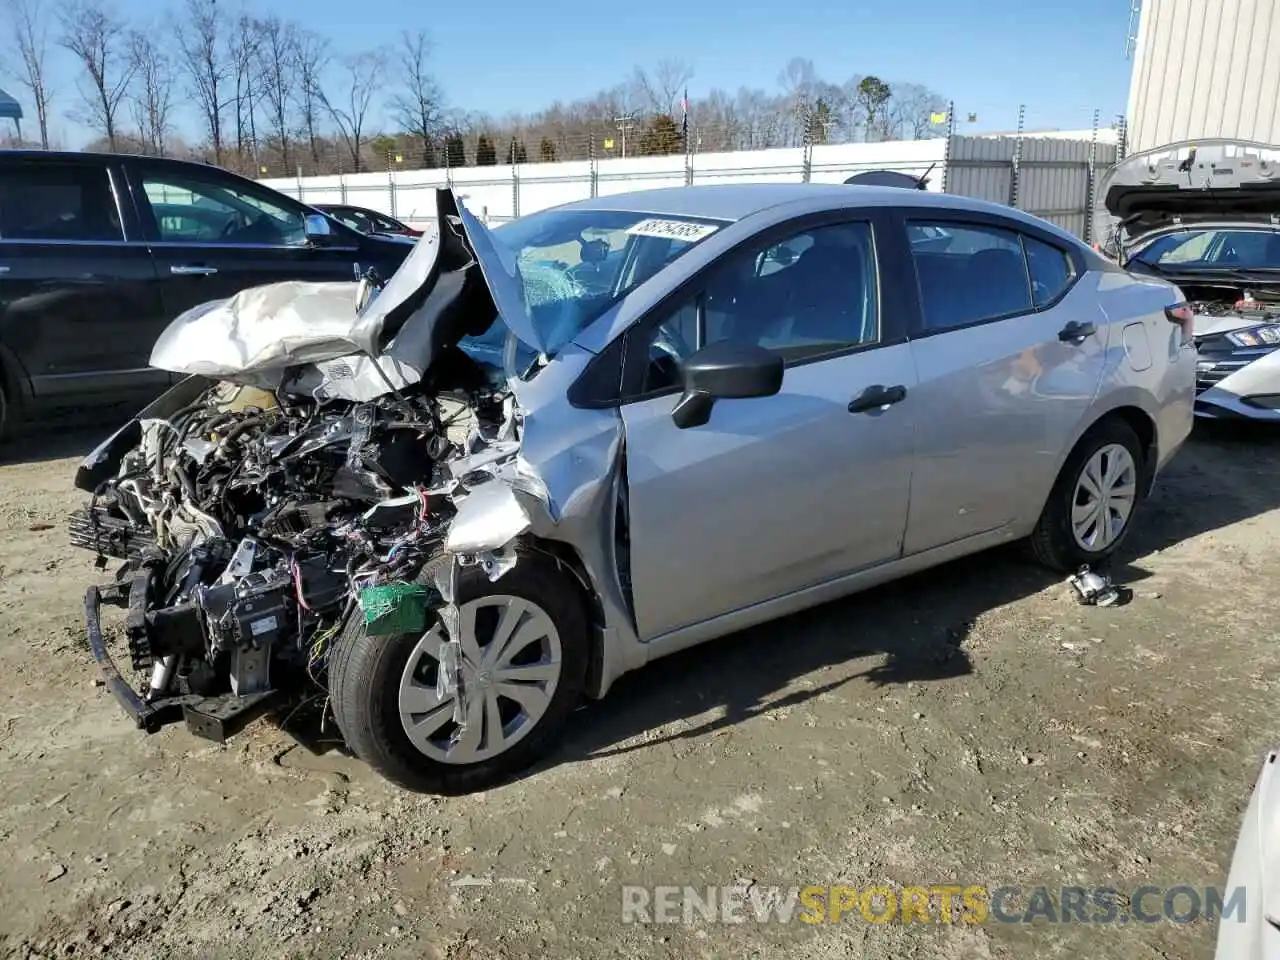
xmin=127 ymin=162 xmax=363 ymax=323
xmin=615 ymin=215 xmax=914 ymax=642
xmin=0 ymin=160 xmax=168 ymax=397
xmin=902 ymin=223 xmax=1108 ymax=555
xmin=622 ymin=344 xmax=917 ymax=641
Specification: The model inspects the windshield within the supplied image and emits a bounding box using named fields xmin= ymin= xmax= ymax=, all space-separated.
xmin=483 ymin=207 xmax=728 ymax=360
xmin=1132 ymin=229 xmax=1280 ymax=271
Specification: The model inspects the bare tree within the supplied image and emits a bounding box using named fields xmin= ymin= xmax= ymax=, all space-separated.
xmin=291 ymin=27 xmax=327 ymax=167
xmin=57 ymin=0 xmax=135 ymax=150
xmin=254 ymin=15 xmax=295 ymax=169
xmin=632 ymin=57 xmax=693 ymax=117
xmin=320 ymin=48 xmax=386 ymax=173
xmin=5 ymin=0 xmax=54 ymax=147
xmin=174 ymin=0 xmax=227 ymax=162
xmin=127 ymin=29 xmax=172 ymax=153
xmin=890 ymin=82 xmax=947 ymax=139
xmin=229 ymin=14 xmax=261 ymax=163
xmin=388 ymin=28 xmax=443 ymax=167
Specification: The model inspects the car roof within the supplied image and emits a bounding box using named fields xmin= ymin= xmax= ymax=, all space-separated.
xmin=541 ymin=182 xmax=1082 ymax=244
xmin=0 ymin=148 xmax=242 ymax=173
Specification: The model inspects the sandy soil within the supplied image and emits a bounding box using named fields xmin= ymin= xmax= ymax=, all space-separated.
xmin=1 ymin=415 xmax=1278 ymax=960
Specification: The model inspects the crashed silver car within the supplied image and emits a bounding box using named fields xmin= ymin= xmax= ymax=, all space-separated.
xmin=71 ymin=184 xmax=1195 ymax=793
xmin=1100 ymin=138 xmax=1280 ymax=420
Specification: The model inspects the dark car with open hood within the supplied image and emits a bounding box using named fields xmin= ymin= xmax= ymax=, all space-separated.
xmin=1098 ymin=138 xmax=1280 ymax=420
xmin=0 ymin=150 xmax=415 ymax=440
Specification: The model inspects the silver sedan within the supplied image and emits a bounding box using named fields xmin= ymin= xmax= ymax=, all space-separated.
xmin=75 ymin=183 xmax=1198 ymax=793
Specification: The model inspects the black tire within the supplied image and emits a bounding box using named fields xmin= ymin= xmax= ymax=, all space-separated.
xmin=328 ymin=548 xmax=589 ymax=794
xmin=0 ymin=381 xmax=8 ymax=444
xmin=1028 ymin=417 xmax=1146 ymax=572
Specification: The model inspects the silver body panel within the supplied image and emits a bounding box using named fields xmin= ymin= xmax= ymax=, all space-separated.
xmin=486 ymin=186 xmax=1194 ymax=697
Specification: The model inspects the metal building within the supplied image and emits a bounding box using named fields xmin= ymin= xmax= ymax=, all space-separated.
xmin=1126 ymin=0 xmax=1280 ymax=152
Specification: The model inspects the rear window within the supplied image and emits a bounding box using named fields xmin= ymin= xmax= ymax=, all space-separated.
xmin=0 ymin=164 xmax=123 ymax=242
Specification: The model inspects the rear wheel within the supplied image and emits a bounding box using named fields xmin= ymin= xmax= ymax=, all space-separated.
xmin=328 ymin=549 xmax=589 ymax=794
xmin=1028 ymin=418 xmax=1145 ymax=572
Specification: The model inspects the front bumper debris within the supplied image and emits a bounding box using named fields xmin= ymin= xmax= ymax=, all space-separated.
xmin=85 ymin=584 xmax=281 ymax=742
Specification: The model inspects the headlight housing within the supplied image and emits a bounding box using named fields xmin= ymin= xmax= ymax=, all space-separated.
xmin=1227 ymin=324 xmax=1280 ymax=348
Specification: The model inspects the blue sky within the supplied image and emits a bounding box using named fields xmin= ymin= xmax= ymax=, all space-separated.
xmin=28 ymin=0 xmax=1135 ymax=147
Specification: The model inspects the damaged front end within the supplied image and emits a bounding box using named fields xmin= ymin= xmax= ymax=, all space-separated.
xmin=69 ymin=189 xmax=605 ymax=755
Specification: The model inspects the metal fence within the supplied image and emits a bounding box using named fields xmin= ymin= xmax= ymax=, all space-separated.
xmin=262 ymin=132 xmax=1118 ymax=241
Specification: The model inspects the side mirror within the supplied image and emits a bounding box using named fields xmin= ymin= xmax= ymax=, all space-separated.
xmin=671 ymin=340 xmax=784 ymax=429
xmin=304 ymin=212 xmax=336 ymax=244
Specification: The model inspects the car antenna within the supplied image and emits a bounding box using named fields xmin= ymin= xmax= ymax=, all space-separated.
xmin=915 ymin=161 xmax=937 ymax=190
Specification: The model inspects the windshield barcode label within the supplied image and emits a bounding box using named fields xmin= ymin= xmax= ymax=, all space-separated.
xmin=626 ymin=218 xmax=720 ymax=242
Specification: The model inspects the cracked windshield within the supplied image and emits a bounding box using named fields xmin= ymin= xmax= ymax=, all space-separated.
xmin=474 ymin=208 xmax=724 ymax=369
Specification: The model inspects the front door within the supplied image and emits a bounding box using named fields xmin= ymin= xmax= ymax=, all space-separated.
xmin=126 ymin=161 xmax=364 ymax=327
xmin=619 ymin=217 xmax=918 ymax=641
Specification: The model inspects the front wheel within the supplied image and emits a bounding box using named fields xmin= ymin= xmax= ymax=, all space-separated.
xmin=1028 ymin=418 xmax=1146 ymax=572
xmin=328 ymin=549 xmax=589 ymax=794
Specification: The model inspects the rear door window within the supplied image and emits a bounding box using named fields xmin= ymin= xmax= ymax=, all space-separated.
xmin=0 ymin=164 xmax=123 ymax=242
xmin=907 ymin=222 xmax=1033 ymax=331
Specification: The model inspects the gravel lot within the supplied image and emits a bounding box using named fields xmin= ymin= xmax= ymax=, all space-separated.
xmin=1 ymin=415 xmax=1278 ymax=960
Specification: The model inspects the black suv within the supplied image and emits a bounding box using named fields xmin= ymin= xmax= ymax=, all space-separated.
xmin=0 ymin=151 xmax=415 ymax=437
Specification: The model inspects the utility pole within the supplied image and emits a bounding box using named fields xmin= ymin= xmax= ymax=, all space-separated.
xmin=614 ymin=113 xmax=636 ymax=159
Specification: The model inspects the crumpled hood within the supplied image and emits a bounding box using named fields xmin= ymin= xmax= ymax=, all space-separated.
xmin=1101 ymin=140 xmax=1280 ymax=243
xmin=148 ymin=189 xmax=540 ymax=397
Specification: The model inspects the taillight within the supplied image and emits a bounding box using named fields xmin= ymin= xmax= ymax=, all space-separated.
xmin=1165 ymin=302 xmax=1195 ymax=344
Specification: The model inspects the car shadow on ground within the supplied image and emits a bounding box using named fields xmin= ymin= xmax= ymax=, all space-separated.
xmin=0 ymin=407 xmax=135 ymax=466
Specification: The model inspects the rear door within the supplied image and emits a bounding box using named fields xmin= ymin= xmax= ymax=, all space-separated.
xmin=617 ymin=212 xmax=918 ymax=641
xmin=0 ymin=156 xmax=168 ymax=399
xmin=124 ymin=160 xmax=365 ymax=322
xmin=898 ymin=212 xmax=1109 ymax=555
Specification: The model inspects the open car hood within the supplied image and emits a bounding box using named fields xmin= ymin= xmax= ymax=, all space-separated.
xmin=1101 ymin=139 xmax=1280 ymax=242
xmin=148 ymin=189 xmax=542 ymax=402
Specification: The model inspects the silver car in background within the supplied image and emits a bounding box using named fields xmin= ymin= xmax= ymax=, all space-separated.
xmin=73 ymin=183 xmax=1196 ymax=793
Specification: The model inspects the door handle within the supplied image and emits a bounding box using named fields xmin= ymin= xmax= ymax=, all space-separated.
xmin=848 ymin=383 xmax=907 ymax=414
xmin=1058 ymin=320 xmax=1096 ymax=343
xmin=170 ymin=264 xmax=218 ymax=276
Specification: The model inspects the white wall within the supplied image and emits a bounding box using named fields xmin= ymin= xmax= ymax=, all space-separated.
xmin=261 ymin=138 xmax=947 ymax=227
xmin=261 ymin=133 xmax=1113 ymax=239
xmin=1127 ymin=0 xmax=1280 ymax=152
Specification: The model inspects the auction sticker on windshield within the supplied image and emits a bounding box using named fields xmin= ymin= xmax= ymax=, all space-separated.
xmin=626 ymin=218 xmax=721 ymax=242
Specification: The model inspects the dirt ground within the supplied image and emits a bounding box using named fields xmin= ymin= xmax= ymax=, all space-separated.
xmin=1 ymin=414 xmax=1278 ymax=960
